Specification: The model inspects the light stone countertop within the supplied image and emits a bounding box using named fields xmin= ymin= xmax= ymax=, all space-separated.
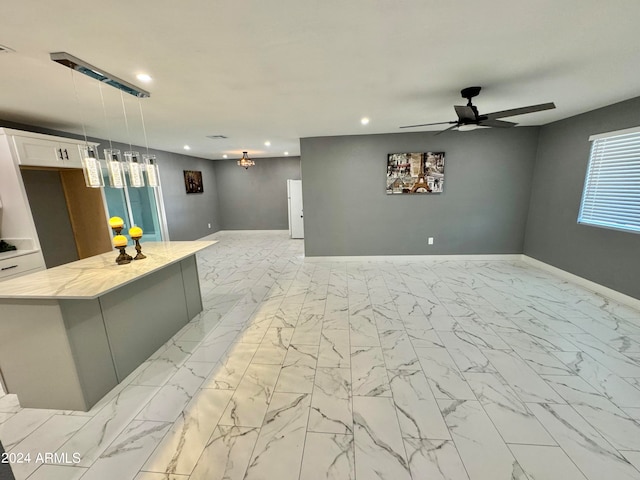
xmin=0 ymin=241 xmax=216 ymax=300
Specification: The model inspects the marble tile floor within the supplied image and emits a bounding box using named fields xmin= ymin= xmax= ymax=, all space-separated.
xmin=2 ymin=230 xmax=640 ymax=479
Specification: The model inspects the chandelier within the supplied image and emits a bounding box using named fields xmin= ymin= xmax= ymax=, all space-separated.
xmin=237 ymin=151 xmax=255 ymax=169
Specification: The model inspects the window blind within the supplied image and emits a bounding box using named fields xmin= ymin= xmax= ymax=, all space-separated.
xmin=578 ymin=128 xmax=640 ymax=233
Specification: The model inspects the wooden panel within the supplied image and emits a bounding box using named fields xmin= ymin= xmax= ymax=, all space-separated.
xmin=60 ymin=169 xmax=112 ymax=259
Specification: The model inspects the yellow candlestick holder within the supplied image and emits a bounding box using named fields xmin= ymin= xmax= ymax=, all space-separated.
xmin=131 ymin=236 xmax=146 ymax=260
xmin=112 ymin=233 xmax=132 ymax=265
xmin=114 ymin=245 xmax=132 ymax=265
xmin=128 ymin=226 xmax=146 ymax=260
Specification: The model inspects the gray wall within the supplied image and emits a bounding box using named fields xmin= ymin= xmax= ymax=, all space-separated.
xmin=214 ymin=156 xmax=301 ymax=230
xmin=301 ymin=128 xmax=540 ymax=256
xmin=524 ymin=96 xmax=640 ymax=300
xmin=153 ymin=150 xmax=220 ymax=240
xmin=20 ymin=169 xmax=79 ymax=267
xmin=0 ymin=120 xmax=221 ymax=241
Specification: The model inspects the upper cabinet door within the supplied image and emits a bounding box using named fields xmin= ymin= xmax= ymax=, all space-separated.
xmin=13 ymin=136 xmax=87 ymax=168
xmin=58 ymin=141 xmax=83 ymax=168
xmin=13 ymin=136 xmax=66 ymax=167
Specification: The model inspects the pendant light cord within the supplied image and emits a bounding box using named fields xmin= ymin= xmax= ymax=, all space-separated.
xmin=98 ymin=83 xmax=113 ymax=150
xmin=120 ymin=91 xmax=133 ymax=152
xmin=70 ymin=69 xmax=89 ymax=147
xmin=138 ymin=98 xmax=150 ymax=155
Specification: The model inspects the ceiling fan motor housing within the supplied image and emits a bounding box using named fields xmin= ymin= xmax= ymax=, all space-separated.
xmin=461 ymin=86 xmax=481 ymax=101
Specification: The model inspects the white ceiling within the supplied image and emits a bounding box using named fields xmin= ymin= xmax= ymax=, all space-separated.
xmin=1 ymin=0 xmax=639 ymax=160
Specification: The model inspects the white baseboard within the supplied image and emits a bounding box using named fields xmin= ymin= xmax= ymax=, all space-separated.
xmin=215 ymin=230 xmax=290 ymax=233
xmin=304 ymin=254 xmax=523 ymax=262
xmin=521 ymin=255 xmax=640 ymax=311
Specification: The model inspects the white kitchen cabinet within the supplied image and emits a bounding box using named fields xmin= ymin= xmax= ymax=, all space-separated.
xmin=0 ymin=128 xmax=105 ymax=280
xmin=0 ymin=129 xmax=46 ymax=278
xmin=0 ymin=251 xmax=43 ymax=281
xmin=10 ymin=130 xmax=96 ymax=168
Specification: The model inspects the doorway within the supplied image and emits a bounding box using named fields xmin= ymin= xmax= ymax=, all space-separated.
xmin=287 ymin=179 xmax=304 ymax=239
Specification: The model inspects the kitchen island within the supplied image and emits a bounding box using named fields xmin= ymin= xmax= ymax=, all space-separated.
xmin=0 ymin=241 xmax=215 ymax=410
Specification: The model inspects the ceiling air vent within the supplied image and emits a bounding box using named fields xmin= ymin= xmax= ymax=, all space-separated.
xmin=206 ymin=135 xmax=228 ymax=140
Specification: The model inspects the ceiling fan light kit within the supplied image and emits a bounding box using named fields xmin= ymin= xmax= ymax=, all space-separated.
xmin=400 ymin=86 xmax=555 ymax=134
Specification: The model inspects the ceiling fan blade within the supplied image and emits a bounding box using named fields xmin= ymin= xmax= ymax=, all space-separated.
xmin=478 ymin=119 xmax=517 ymax=128
xmin=454 ymin=105 xmax=477 ymax=122
xmin=400 ymin=121 xmax=456 ymax=129
xmin=484 ymin=102 xmax=556 ymax=119
xmin=435 ymin=125 xmax=458 ymax=136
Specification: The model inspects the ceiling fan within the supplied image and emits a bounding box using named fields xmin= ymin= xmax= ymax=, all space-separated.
xmin=400 ymin=86 xmax=555 ymax=134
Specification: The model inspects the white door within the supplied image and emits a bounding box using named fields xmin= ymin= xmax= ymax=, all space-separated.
xmin=287 ymin=179 xmax=304 ymax=239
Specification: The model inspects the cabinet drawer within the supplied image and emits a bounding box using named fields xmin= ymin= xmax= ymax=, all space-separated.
xmin=0 ymin=253 xmax=44 ymax=280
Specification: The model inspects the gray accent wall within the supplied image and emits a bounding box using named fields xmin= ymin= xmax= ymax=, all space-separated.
xmin=214 ymin=156 xmax=301 ymax=230
xmin=153 ymin=149 xmax=220 ymax=240
xmin=524 ymin=96 xmax=640 ymax=300
xmin=301 ymin=128 xmax=540 ymax=256
xmin=20 ymin=169 xmax=79 ymax=267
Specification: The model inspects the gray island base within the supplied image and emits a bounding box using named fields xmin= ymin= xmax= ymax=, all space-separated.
xmin=0 ymin=241 xmax=215 ymax=410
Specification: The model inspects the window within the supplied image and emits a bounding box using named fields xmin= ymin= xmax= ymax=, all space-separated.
xmin=578 ymin=126 xmax=640 ymax=234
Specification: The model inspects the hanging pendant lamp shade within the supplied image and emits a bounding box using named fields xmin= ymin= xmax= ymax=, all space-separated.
xmin=124 ymin=151 xmax=145 ymax=187
xmin=81 ymin=146 xmax=105 ymax=188
xmin=237 ymin=151 xmax=255 ymax=169
xmin=105 ymin=149 xmax=126 ymax=188
xmin=143 ymin=154 xmax=160 ymax=187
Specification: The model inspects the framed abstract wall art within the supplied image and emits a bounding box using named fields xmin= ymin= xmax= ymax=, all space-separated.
xmin=184 ymin=170 xmax=204 ymax=194
xmin=386 ymin=152 xmax=445 ymax=194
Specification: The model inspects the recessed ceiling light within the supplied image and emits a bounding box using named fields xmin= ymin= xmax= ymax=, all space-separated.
xmin=361 ymin=117 xmax=370 ymax=125
xmin=136 ymin=73 xmax=152 ymax=83
xmin=222 ymin=154 xmax=228 ymax=158
xmin=264 ymin=141 xmax=271 ymax=146
xmin=284 ymin=152 xmax=289 ymax=156
xmin=183 ymin=145 xmax=191 ymax=150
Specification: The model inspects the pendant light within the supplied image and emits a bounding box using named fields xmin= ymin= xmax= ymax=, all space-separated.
xmin=237 ymin=151 xmax=255 ymax=169
xmin=70 ymin=68 xmax=105 ymax=188
xmin=120 ymin=91 xmax=145 ymax=188
xmin=138 ymin=98 xmax=160 ymax=188
xmin=81 ymin=146 xmax=104 ymax=188
xmin=96 ymin=81 xmax=126 ymax=189
xmin=124 ymin=151 xmax=145 ymax=187
xmin=52 ymin=52 xmax=161 ymax=189
xmin=105 ymin=148 xmax=126 ymax=188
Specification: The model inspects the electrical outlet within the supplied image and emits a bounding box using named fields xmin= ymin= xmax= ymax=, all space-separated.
xmin=428 ymin=237 xmax=434 ymax=245
xmin=208 ymin=223 xmax=211 ymax=229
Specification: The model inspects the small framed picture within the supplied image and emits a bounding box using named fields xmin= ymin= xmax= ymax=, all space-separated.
xmin=184 ymin=170 xmax=203 ymax=194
